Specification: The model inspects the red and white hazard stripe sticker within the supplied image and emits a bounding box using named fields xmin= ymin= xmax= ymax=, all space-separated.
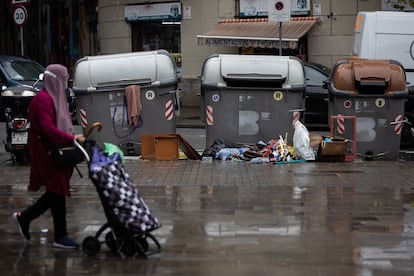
xmin=165 ymin=100 xmax=174 ymax=121
xmin=206 ymin=105 xmax=214 ymax=126
xmin=394 ymin=114 xmax=403 ymax=135
xmin=336 ymin=115 xmax=345 ymax=134
xmin=80 ymin=108 xmax=88 ymax=128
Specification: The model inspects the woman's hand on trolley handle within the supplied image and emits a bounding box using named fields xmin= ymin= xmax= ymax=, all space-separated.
xmin=75 ymin=134 xmax=86 ymax=144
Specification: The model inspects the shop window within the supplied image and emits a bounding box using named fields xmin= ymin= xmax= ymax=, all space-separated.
xmin=132 ymin=21 xmax=181 ymax=78
xmin=132 ymin=22 xmax=181 ymax=53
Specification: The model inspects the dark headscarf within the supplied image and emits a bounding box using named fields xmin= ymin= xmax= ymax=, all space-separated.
xmin=43 ymin=64 xmax=73 ymax=134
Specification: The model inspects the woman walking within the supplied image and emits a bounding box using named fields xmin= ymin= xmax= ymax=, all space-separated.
xmin=13 ymin=64 xmax=85 ymax=249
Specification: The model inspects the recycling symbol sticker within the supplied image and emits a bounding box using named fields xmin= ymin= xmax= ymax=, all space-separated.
xmin=145 ymin=90 xmax=156 ymax=101
xmin=212 ymin=93 xmax=220 ymax=102
xmin=273 ymin=91 xmax=284 ymax=101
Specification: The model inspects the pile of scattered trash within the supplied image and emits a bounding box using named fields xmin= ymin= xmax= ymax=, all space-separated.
xmin=201 ymin=121 xmax=323 ymax=164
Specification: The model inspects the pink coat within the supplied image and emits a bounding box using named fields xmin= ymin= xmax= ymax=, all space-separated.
xmin=28 ymin=89 xmax=75 ymax=195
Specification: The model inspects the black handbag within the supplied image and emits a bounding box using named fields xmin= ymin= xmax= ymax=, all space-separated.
xmin=49 ymin=140 xmax=88 ymax=167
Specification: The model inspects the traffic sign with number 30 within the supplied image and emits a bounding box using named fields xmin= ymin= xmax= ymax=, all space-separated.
xmin=13 ymin=5 xmax=28 ymax=27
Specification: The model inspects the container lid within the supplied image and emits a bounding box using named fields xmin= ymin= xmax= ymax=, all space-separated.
xmin=220 ymin=55 xmax=288 ymax=81
xmin=331 ymin=59 xmax=407 ymax=95
xmin=201 ymin=54 xmax=305 ymax=88
xmin=73 ymin=50 xmax=176 ymax=90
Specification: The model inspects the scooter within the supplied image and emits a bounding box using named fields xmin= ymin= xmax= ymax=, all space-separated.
xmin=1 ymin=77 xmax=41 ymax=164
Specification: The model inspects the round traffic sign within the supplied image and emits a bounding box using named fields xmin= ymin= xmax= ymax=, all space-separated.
xmin=13 ymin=5 xmax=28 ymax=27
xmin=275 ymin=1 xmax=284 ymax=11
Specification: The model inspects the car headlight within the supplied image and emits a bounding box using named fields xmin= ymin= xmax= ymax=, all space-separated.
xmin=1 ymin=90 xmax=15 ymax=96
xmin=1 ymin=89 xmax=36 ymax=97
xmin=21 ymin=90 xmax=36 ymax=97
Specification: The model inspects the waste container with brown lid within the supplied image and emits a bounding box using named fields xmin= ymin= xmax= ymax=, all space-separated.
xmin=327 ymin=58 xmax=408 ymax=160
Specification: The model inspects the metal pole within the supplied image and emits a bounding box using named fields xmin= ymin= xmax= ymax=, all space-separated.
xmin=69 ymin=0 xmax=73 ymax=66
xmin=46 ymin=4 xmax=51 ymax=65
xmin=20 ymin=27 xmax=24 ymax=57
xmin=279 ymin=22 xmax=282 ymax=56
xmin=38 ymin=0 xmax=42 ymax=63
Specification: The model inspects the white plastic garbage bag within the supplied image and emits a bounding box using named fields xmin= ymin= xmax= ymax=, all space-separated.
xmin=293 ymin=120 xmax=315 ymax=161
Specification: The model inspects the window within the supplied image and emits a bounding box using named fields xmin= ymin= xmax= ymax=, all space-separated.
xmin=132 ymin=22 xmax=181 ymax=53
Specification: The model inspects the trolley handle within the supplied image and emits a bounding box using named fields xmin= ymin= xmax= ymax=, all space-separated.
xmin=74 ymin=139 xmax=90 ymax=163
xmin=74 ymin=122 xmax=103 ymax=164
xmin=86 ymin=122 xmax=103 ymax=138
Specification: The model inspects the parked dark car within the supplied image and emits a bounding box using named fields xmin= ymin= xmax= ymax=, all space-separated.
xmin=0 ymin=56 xmax=44 ymax=121
xmin=303 ymin=62 xmax=331 ymax=129
xmin=0 ymin=55 xmax=77 ymax=122
xmin=0 ymin=55 xmax=45 ymax=89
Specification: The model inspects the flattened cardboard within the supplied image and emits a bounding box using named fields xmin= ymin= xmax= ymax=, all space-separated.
xmin=141 ymin=133 xmax=201 ymax=160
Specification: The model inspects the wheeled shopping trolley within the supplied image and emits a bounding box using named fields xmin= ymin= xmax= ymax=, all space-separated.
xmin=79 ymin=124 xmax=162 ymax=258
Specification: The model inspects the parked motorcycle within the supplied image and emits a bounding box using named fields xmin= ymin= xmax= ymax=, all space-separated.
xmin=1 ymin=77 xmax=41 ymax=164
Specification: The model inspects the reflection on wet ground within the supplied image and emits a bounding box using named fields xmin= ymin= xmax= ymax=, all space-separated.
xmin=1 ymin=159 xmax=414 ymax=275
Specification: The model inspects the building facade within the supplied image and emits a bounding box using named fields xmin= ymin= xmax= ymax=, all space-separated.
xmin=1 ymin=0 xmax=406 ymax=107
xmin=0 ymin=0 xmax=98 ymax=68
xmin=98 ymin=0 xmax=388 ymax=107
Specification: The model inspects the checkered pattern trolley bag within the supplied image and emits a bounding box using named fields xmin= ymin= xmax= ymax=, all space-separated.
xmin=82 ymin=144 xmax=161 ymax=258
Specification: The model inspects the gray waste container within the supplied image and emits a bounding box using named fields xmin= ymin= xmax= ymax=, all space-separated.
xmin=201 ymin=54 xmax=306 ymax=147
xmin=327 ymin=58 xmax=408 ymax=160
xmin=72 ymin=50 xmax=179 ymax=155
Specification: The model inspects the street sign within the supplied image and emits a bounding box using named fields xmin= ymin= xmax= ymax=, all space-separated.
xmin=13 ymin=5 xmax=28 ymax=27
xmin=268 ymin=0 xmax=291 ymax=22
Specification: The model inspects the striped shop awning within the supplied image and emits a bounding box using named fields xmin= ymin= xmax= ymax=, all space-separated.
xmin=197 ymin=17 xmax=319 ymax=49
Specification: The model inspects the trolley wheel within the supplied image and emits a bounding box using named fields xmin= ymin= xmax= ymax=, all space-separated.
xmin=137 ymin=237 xmax=149 ymax=252
xmin=120 ymin=239 xmax=138 ymax=257
xmin=82 ymin=236 xmax=101 ymax=256
xmin=105 ymin=231 xmax=117 ymax=251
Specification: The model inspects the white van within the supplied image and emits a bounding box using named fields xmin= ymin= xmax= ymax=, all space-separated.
xmin=352 ymin=11 xmax=414 ymax=91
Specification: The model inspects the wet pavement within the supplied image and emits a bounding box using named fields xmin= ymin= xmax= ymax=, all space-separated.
xmin=1 ymin=125 xmax=414 ymax=275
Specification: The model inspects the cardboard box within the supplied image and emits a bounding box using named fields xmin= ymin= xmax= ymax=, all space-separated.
xmin=317 ymin=137 xmax=347 ymax=162
xmin=141 ymin=134 xmax=178 ymax=160
xmin=154 ymin=136 xmax=179 ymax=160
xmin=141 ymin=133 xmax=201 ymax=161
